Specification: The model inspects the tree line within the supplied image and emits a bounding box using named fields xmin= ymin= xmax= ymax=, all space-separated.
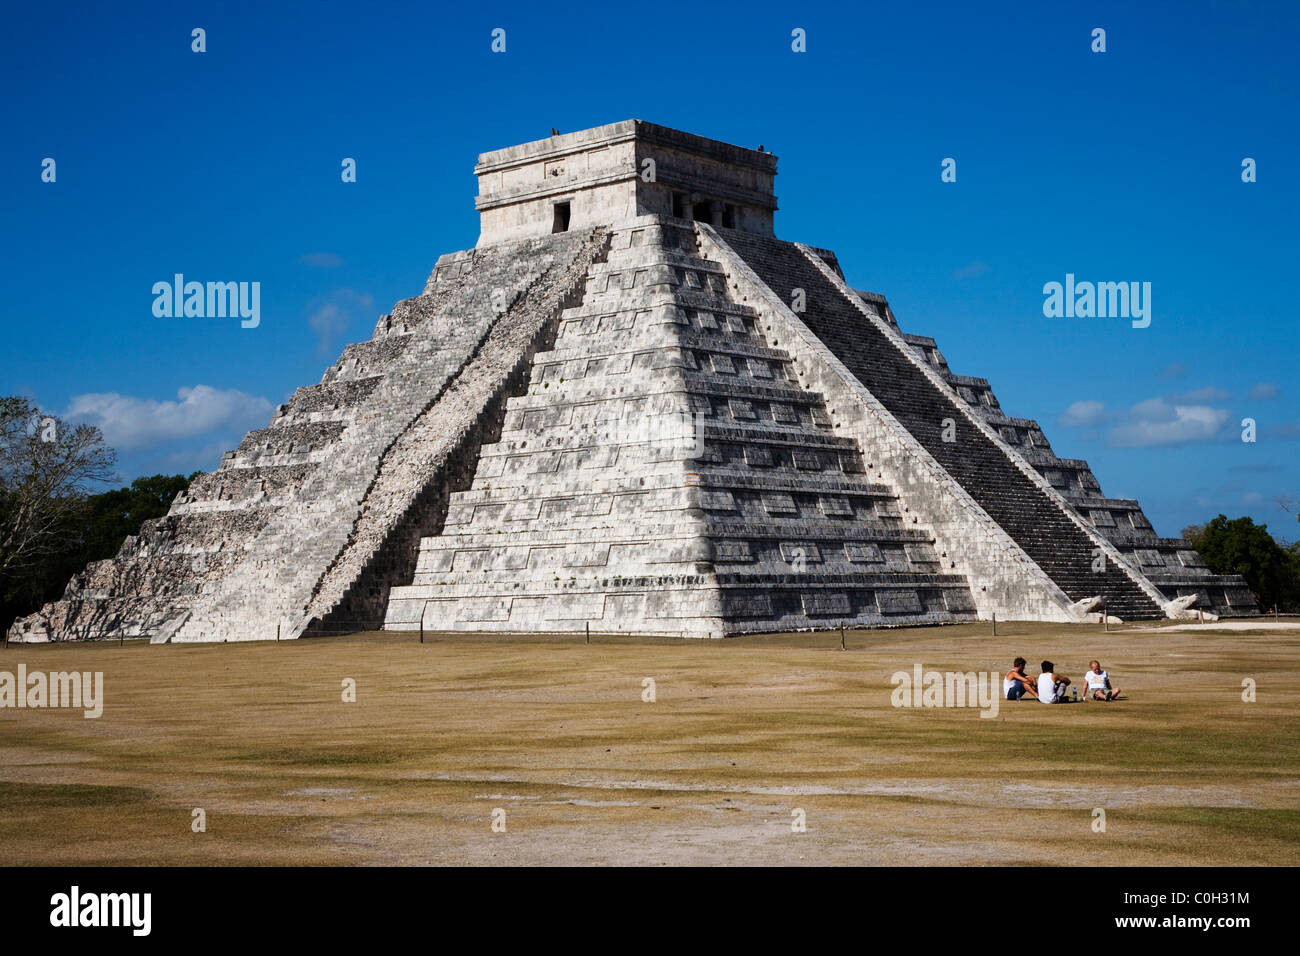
xmin=1181 ymin=515 xmax=1300 ymax=613
xmin=1 ymin=396 xmax=194 ymax=635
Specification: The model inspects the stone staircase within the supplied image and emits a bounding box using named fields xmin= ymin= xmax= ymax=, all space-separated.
xmin=168 ymin=229 xmax=606 ymax=643
xmin=384 ymin=217 xmax=977 ymax=635
xmin=719 ymin=230 xmax=1165 ymax=620
xmin=893 ymin=323 xmax=1257 ymax=615
xmin=8 ymin=229 xmax=605 ymax=642
xmin=299 ymin=227 xmax=612 ymax=632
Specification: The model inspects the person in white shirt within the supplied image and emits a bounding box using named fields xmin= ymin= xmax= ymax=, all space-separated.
xmin=1083 ymin=660 xmax=1120 ymax=701
xmin=1037 ymin=660 xmax=1072 ymax=703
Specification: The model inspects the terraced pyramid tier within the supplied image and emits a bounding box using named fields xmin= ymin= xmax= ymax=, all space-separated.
xmin=881 ymin=321 xmax=1256 ymax=615
xmin=10 ymin=229 xmax=610 ymax=642
xmin=11 ymin=120 xmax=1242 ymax=643
xmin=711 ymin=229 xmax=1168 ymax=621
xmin=383 ymin=218 xmax=978 ymax=636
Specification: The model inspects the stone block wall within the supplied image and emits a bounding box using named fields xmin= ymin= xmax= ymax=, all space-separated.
xmin=698 ymin=226 xmax=1082 ymax=623
xmin=385 ymin=217 xmax=976 ymax=636
xmin=301 ymin=228 xmax=612 ymax=632
xmin=9 ymin=119 xmax=1253 ymax=644
xmin=891 ymin=315 xmax=1257 ymax=615
xmin=8 ymin=230 xmax=606 ymax=642
xmin=474 ymin=120 xmax=777 ymax=245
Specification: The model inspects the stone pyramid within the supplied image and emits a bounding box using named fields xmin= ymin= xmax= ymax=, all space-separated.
xmin=9 ymin=121 xmax=1256 ymax=643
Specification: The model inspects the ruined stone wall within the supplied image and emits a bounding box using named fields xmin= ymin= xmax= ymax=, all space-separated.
xmin=7 ymin=230 xmax=604 ymax=642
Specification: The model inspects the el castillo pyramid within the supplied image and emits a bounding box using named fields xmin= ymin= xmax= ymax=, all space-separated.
xmin=10 ymin=121 xmax=1258 ymax=643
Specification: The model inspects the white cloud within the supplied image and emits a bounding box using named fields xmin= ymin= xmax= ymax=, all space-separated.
xmin=1248 ymin=381 xmax=1280 ymax=401
xmin=1065 ymin=384 xmax=1240 ymax=448
xmin=1128 ymin=397 xmax=1171 ymax=420
xmin=307 ymin=288 xmax=375 ymax=355
xmin=1059 ymin=400 xmax=1107 ymax=427
xmin=1159 ymin=362 xmax=1187 ymax=379
xmin=1108 ymin=400 xmax=1230 ymax=447
xmin=63 ymin=385 xmax=273 ymax=450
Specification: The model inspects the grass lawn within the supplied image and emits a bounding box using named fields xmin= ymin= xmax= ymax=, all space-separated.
xmin=1 ymin=620 xmax=1297 ymax=865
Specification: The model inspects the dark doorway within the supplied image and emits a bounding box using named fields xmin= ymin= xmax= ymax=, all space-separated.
xmin=552 ymin=201 xmax=571 ymax=233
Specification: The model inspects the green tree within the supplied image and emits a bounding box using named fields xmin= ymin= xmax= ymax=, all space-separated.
xmin=77 ymin=473 xmax=196 ymax=563
xmin=2 ymin=395 xmax=199 ymax=634
xmin=1188 ymin=515 xmax=1300 ymax=612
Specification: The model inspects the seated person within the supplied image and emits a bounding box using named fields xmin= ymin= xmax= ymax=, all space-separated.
xmin=1037 ymin=660 xmax=1072 ymax=703
xmin=1004 ymin=657 xmax=1039 ymax=700
xmin=1083 ymin=660 xmax=1120 ymax=700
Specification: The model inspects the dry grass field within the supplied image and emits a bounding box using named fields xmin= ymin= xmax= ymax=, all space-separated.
xmin=2 ymin=620 xmax=1298 ymax=866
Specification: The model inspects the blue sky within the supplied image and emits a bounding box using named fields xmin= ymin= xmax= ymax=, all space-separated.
xmin=3 ymin=0 xmax=1297 ymax=541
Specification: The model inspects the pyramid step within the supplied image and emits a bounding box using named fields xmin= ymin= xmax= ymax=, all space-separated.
xmin=721 ymin=230 xmax=1164 ymax=621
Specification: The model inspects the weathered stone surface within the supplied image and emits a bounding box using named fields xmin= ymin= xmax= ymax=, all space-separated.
xmin=385 ymin=218 xmax=974 ymax=636
xmin=9 ymin=229 xmax=608 ymax=642
xmin=7 ymin=119 xmax=1252 ymax=643
xmin=886 ymin=312 xmax=1255 ymax=615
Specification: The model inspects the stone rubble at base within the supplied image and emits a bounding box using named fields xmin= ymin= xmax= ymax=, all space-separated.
xmin=7 ymin=120 xmax=1255 ymax=643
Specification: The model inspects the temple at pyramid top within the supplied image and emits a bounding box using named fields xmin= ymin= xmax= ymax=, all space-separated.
xmin=475 ymin=120 xmax=779 ymax=245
